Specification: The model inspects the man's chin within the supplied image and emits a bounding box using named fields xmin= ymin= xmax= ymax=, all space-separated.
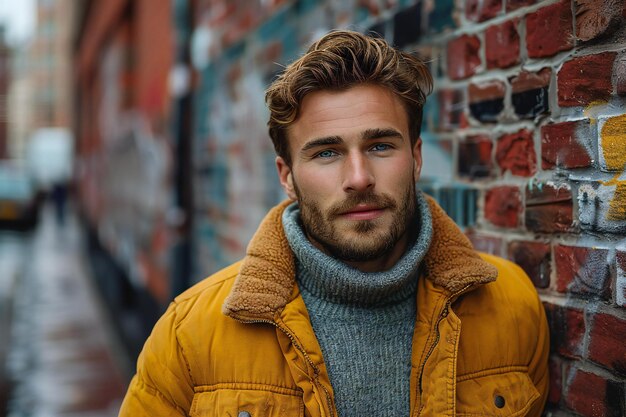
xmin=321 ymin=233 xmax=394 ymax=261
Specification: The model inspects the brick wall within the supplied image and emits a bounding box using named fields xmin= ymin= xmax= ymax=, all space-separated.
xmin=75 ymin=0 xmax=174 ymax=304
xmin=186 ymin=1 xmax=626 ymax=414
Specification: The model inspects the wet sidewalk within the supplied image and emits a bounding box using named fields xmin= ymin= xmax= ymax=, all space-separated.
xmin=4 ymin=204 xmax=131 ymax=417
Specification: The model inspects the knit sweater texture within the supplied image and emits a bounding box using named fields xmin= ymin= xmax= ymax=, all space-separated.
xmin=282 ymin=191 xmax=433 ymax=417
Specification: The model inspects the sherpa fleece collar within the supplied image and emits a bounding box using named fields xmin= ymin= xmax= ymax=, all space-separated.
xmin=222 ymin=195 xmax=497 ymax=321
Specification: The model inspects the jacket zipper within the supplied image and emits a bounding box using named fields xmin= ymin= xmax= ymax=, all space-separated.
xmin=414 ymin=283 xmax=473 ymax=416
xmin=232 ymin=316 xmax=335 ymax=417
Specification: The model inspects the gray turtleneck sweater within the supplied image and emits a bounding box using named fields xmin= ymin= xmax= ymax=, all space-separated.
xmin=282 ymin=191 xmax=433 ymax=417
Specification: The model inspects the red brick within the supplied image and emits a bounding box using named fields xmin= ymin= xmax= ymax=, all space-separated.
xmin=565 ymin=368 xmax=625 ymax=417
xmin=554 ymin=245 xmax=611 ymax=300
xmin=466 ymin=0 xmax=502 ymax=22
xmin=485 ymin=20 xmax=520 ymax=69
xmin=510 ymin=68 xmax=551 ymax=118
xmin=438 ymin=89 xmax=468 ymax=131
xmin=466 ymin=230 xmax=503 ymax=256
xmin=458 ymin=135 xmax=494 ymax=179
xmin=617 ymin=250 xmax=626 ymax=307
xmin=544 ymin=304 xmax=586 ymax=358
xmin=576 ymin=0 xmax=623 ymax=41
xmin=468 ymin=80 xmax=506 ymax=103
xmin=507 ymin=0 xmax=537 ymax=11
xmin=508 ymin=241 xmax=551 ymax=288
xmin=547 ymin=356 xmax=562 ymax=406
xmin=526 ymin=183 xmax=573 ymax=233
xmin=588 ymin=312 xmax=626 ymax=375
xmin=526 ymin=0 xmax=574 ymax=58
xmin=541 ymin=120 xmax=593 ymax=169
xmin=616 ymin=54 xmax=626 ymax=96
xmin=510 ymin=68 xmax=551 ymax=94
xmin=496 ymin=129 xmax=537 ymax=177
xmin=558 ymin=52 xmax=617 ymax=107
xmin=484 ymin=186 xmax=522 ymax=228
xmin=447 ymin=35 xmax=481 ymax=80
xmin=468 ymin=80 xmax=506 ymax=122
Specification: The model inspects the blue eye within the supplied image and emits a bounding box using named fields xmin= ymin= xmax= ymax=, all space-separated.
xmin=371 ymin=143 xmax=391 ymax=151
xmin=316 ymin=150 xmax=337 ymax=158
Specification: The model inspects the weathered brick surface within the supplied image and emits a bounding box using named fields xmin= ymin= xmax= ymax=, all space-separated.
xmin=495 ymin=130 xmax=537 ymax=177
xmin=578 ymin=181 xmax=626 ymax=234
xmin=547 ymin=355 xmax=563 ymax=406
xmin=617 ymin=54 xmax=626 ymax=96
xmin=508 ymin=240 xmax=551 ymax=288
xmin=564 ymin=368 xmax=625 ymax=417
xmin=485 ymin=19 xmax=520 ymax=69
xmin=617 ymin=250 xmax=626 ymax=307
xmin=588 ymin=312 xmax=626 ymax=375
xmin=541 ymin=120 xmax=593 ymax=169
xmin=510 ymin=68 xmax=551 ymax=119
xmin=526 ymin=183 xmax=573 ymax=233
xmin=526 ymin=0 xmax=574 ymax=58
xmin=554 ymin=245 xmax=611 ymax=300
xmin=457 ymin=135 xmax=494 ymax=179
xmin=576 ymin=0 xmax=623 ymax=41
xmin=506 ymin=0 xmax=537 ymax=11
xmin=438 ymin=89 xmax=467 ymax=131
xmin=447 ymin=34 xmax=481 ymax=80
xmin=558 ymin=52 xmax=616 ymax=106
xmin=466 ymin=0 xmax=502 ymax=22
xmin=468 ymin=80 xmax=505 ymax=122
xmin=484 ymin=186 xmax=522 ymax=228
xmin=466 ymin=230 xmax=503 ymax=256
xmin=544 ymin=303 xmax=585 ymax=358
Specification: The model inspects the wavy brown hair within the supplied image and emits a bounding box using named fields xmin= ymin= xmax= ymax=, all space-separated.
xmin=265 ymin=30 xmax=433 ymax=166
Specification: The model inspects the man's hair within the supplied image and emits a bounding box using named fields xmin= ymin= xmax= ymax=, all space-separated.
xmin=265 ymin=30 xmax=433 ymax=166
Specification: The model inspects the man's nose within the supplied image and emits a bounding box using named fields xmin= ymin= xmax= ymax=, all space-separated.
xmin=342 ymin=152 xmax=375 ymax=192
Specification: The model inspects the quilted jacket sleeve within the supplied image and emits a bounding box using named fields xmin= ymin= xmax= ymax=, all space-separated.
xmin=118 ymin=304 xmax=194 ymax=416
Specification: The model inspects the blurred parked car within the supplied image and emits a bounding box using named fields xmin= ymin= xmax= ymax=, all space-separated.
xmin=0 ymin=162 xmax=43 ymax=230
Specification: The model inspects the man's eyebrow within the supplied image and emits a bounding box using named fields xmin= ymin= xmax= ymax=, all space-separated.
xmin=362 ymin=128 xmax=404 ymax=141
xmin=300 ymin=136 xmax=343 ymax=153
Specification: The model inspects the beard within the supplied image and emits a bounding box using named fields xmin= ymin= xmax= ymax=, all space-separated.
xmin=293 ymin=178 xmax=417 ymax=263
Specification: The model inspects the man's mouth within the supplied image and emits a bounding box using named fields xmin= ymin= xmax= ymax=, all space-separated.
xmin=340 ymin=204 xmax=385 ymax=221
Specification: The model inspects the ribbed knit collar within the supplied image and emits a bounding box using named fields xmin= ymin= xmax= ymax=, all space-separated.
xmin=282 ymin=190 xmax=433 ymax=307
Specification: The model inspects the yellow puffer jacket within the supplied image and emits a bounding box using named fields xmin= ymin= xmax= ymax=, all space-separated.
xmin=119 ymin=197 xmax=549 ymax=417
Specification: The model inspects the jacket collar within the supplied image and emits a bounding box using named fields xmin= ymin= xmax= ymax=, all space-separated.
xmin=223 ymin=196 xmax=497 ymax=321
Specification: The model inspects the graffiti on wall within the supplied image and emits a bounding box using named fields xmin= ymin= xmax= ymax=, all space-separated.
xmin=599 ymin=113 xmax=626 ymax=221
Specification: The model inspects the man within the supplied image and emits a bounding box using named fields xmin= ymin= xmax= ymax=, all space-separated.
xmin=119 ymin=30 xmax=549 ymax=417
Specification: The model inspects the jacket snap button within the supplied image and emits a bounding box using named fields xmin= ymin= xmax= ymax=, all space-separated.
xmin=494 ymin=395 xmax=505 ymax=408
xmin=238 ymin=412 xmax=251 ymax=417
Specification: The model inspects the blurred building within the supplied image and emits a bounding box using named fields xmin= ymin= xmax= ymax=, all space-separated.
xmin=6 ymin=44 xmax=34 ymax=159
xmin=30 ymin=0 xmax=74 ymax=129
xmin=0 ymin=26 xmax=10 ymax=158
xmin=3 ymin=0 xmax=76 ymax=161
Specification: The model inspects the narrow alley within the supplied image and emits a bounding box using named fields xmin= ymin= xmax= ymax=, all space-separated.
xmin=1 ymin=203 xmax=130 ymax=417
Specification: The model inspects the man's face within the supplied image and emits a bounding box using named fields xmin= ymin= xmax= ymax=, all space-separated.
xmin=276 ymin=84 xmax=423 ymax=272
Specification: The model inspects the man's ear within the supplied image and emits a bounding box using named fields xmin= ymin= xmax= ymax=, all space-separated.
xmin=276 ymin=156 xmax=297 ymax=200
xmin=412 ymin=137 xmax=423 ymax=182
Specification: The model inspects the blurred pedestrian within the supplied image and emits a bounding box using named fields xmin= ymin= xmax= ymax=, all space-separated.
xmin=119 ymin=30 xmax=549 ymax=417
xmin=51 ymin=181 xmax=67 ymax=225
